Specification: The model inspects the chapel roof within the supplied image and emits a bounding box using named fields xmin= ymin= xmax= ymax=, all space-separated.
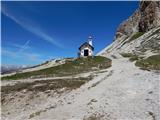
xmin=79 ymin=42 xmax=94 ymax=50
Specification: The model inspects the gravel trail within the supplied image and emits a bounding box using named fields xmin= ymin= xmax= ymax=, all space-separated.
xmin=27 ymin=56 xmax=160 ymax=120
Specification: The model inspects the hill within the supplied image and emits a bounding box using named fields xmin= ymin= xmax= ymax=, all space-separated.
xmin=2 ymin=56 xmax=111 ymax=80
xmin=1 ymin=1 xmax=160 ymax=120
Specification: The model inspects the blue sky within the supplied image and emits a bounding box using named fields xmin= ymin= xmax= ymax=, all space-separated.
xmin=1 ymin=1 xmax=138 ymax=66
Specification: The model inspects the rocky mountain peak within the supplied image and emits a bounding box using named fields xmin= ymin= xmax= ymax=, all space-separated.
xmin=115 ymin=1 xmax=160 ymax=40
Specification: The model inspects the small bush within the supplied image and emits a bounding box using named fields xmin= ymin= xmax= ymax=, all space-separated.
xmin=129 ymin=55 xmax=139 ymax=61
xmin=128 ymin=32 xmax=144 ymax=42
xmin=84 ymin=113 xmax=104 ymax=120
xmin=29 ymin=111 xmax=41 ymax=119
xmin=120 ymin=53 xmax=134 ymax=58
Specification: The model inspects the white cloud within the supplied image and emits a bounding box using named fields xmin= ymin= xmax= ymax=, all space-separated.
xmin=17 ymin=40 xmax=30 ymax=53
xmin=1 ymin=49 xmax=16 ymax=58
xmin=2 ymin=48 xmax=44 ymax=63
xmin=1 ymin=5 xmax=64 ymax=48
xmin=12 ymin=43 xmax=31 ymax=50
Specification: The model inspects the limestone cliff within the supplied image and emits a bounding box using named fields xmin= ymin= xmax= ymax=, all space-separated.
xmin=115 ymin=1 xmax=160 ymax=40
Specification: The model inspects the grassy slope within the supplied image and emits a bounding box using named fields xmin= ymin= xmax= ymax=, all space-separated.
xmin=127 ymin=32 xmax=144 ymax=42
xmin=1 ymin=77 xmax=92 ymax=94
xmin=120 ymin=53 xmax=140 ymax=62
xmin=121 ymin=53 xmax=160 ymax=70
xmin=2 ymin=56 xmax=111 ymax=80
xmin=135 ymin=54 xmax=160 ymax=70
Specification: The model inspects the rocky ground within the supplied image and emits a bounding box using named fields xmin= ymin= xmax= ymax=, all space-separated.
xmin=1 ymin=54 xmax=160 ymax=120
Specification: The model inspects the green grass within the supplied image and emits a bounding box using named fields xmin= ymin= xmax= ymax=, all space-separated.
xmin=2 ymin=56 xmax=111 ymax=80
xmin=1 ymin=77 xmax=92 ymax=105
xmin=84 ymin=116 xmax=98 ymax=120
xmin=1 ymin=77 xmax=92 ymax=95
xmin=120 ymin=53 xmax=142 ymax=62
xmin=128 ymin=32 xmax=144 ymax=42
xmin=29 ymin=111 xmax=42 ymax=119
xmin=129 ymin=55 xmax=139 ymax=62
xmin=83 ymin=113 xmax=104 ymax=120
xmin=135 ymin=54 xmax=160 ymax=70
xmin=121 ymin=53 xmax=160 ymax=70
